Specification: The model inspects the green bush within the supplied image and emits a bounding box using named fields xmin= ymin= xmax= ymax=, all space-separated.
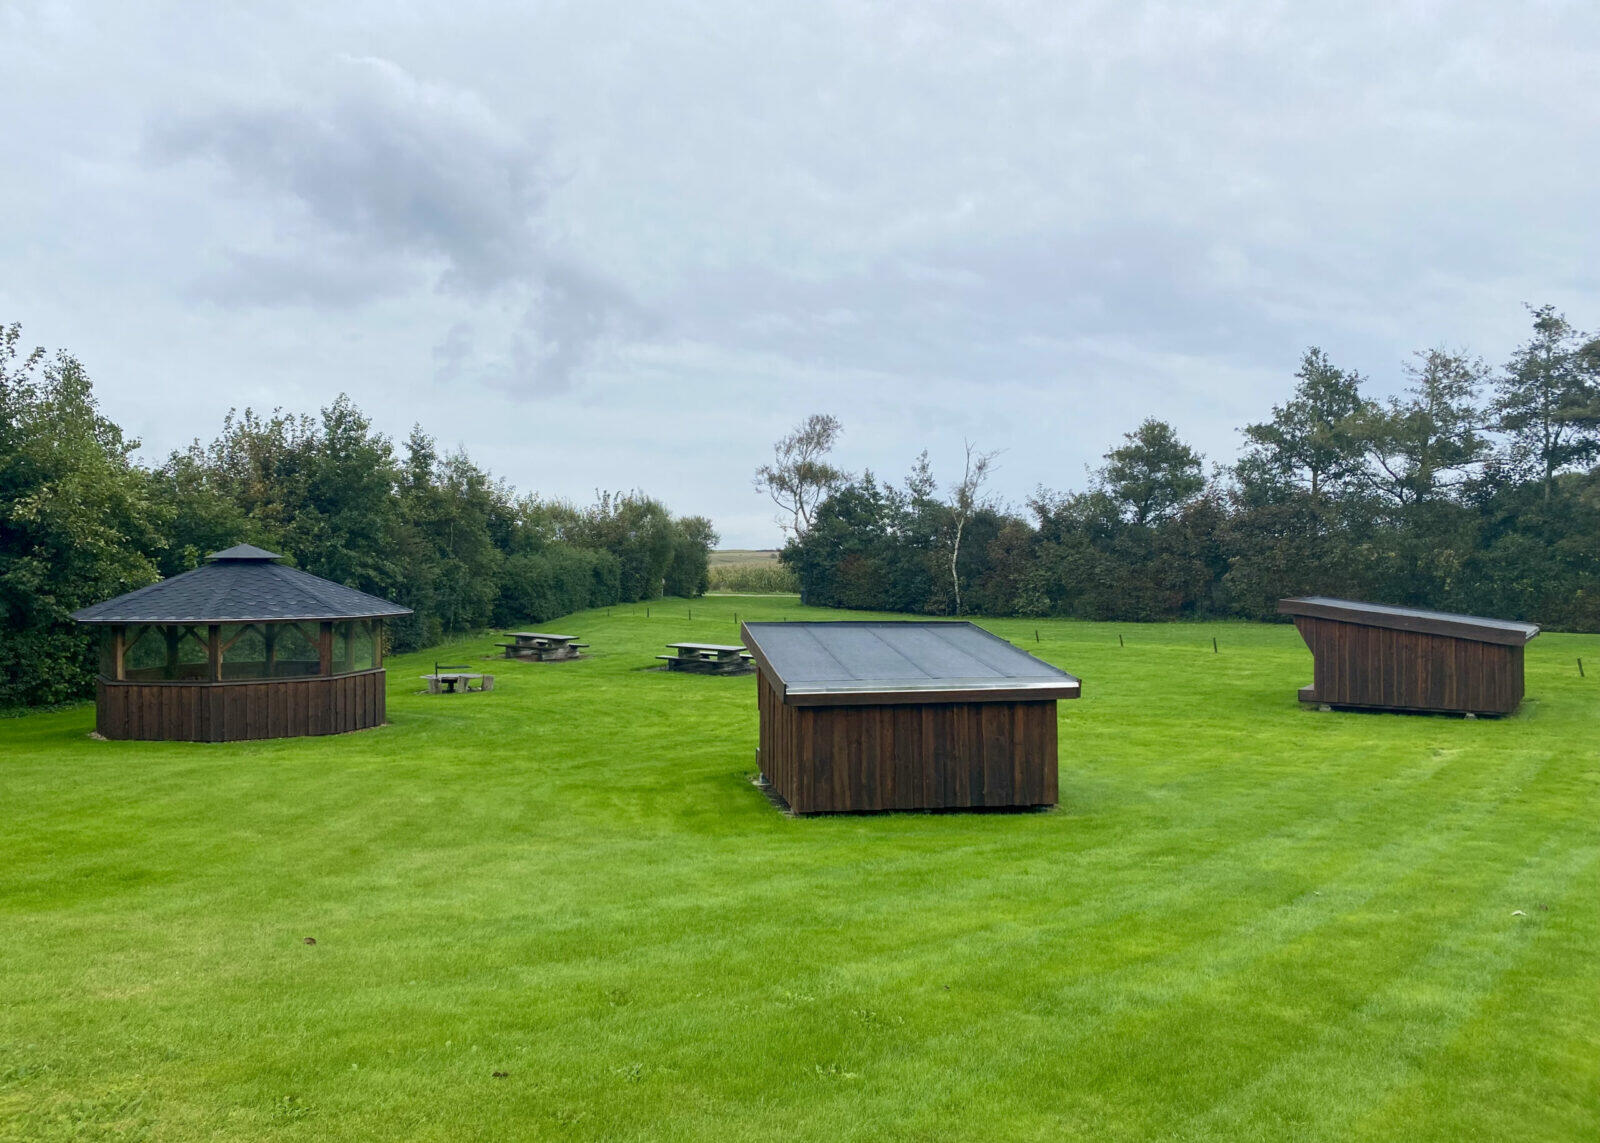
xmin=495 ymin=546 xmax=623 ymax=626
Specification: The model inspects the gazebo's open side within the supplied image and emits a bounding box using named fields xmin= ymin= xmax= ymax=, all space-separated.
xmin=742 ymin=620 xmax=1081 ymax=813
xmin=73 ymin=544 xmax=412 ymax=742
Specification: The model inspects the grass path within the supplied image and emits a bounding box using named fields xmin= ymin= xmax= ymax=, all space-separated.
xmin=1 ymin=598 xmax=1596 ymax=1140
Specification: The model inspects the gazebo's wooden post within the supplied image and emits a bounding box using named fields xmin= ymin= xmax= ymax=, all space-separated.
xmin=319 ymin=621 xmax=333 ymax=676
xmin=112 ymin=626 xmax=125 ymax=681
xmin=265 ymin=624 xmax=277 ymax=676
xmin=208 ymin=624 xmax=221 ymax=682
xmin=373 ymin=620 xmax=384 ymax=668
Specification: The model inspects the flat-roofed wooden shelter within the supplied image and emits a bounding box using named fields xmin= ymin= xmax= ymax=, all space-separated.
xmin=1279 ymin=596 xmax=1540 ymax=716
xmin=741 ymin=620 xmax=1081 ymax=813
xmin=72 ymin=544 xmax=412 ymax=741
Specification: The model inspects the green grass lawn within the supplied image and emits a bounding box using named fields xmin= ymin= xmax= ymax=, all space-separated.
xmin=2 ymin=597 xmax=1597 ymax=1141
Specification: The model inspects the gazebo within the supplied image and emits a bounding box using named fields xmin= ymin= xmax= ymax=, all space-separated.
xmin=72 ymin=544 xmax=411 ymax=741
xmin=741 ymin=620 xmax=1081 ymax=813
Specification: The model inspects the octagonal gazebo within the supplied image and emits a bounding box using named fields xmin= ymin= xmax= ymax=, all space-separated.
xmin=72 ymin=544 xmax=411 ymax=741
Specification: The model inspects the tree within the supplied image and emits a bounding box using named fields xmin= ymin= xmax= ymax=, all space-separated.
xmin=1237 ymin=348 xmax=1367 ymax=507
xmin=1101 ymin=419 xmax=1205 ymax=526
xmin=782 ymin=473 xmax=911 ymax=611
xmin=1361 ymin=349 xmax=1491 ymax=507
xmin=946 ymin=441 xmax=999 ymax=616
xmin=0 ymin=325 xmax=162 ymax=705
xmin=1494 ymin=305 xmax=1600 ymax=502
xmin=295 ymin=395 xmax=403 ymax=592
xmin=569 ymin=491 xmax=679 ymax=601
xmin=754 ymin=414 xmax=847 ymax=538
xmin=663 ymin=515 xmax=719 ymax=597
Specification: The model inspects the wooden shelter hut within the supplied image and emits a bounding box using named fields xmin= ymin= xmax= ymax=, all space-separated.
xmin=72 ymin=544 xmax=411 ymax=741
xmin=741 ymin=620 xmax=1080 ymax=813
xmin=1279 ymin=596 xmax=1539 ymax=716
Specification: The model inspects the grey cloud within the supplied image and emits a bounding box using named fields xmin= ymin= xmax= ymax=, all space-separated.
xmin=433 ymin=261 xmax=650 ymax=398
xmin=146 ymin=56 xmax=546 ymax=293
xmin=146 ymin=55 xmax=640 ymax=395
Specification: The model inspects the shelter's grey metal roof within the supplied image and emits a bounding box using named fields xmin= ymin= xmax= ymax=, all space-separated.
xmin=1278 ymin=596 xmax=1539 ymax=646
xmin=72 ymin=547 xmax=411 ymax=625
xmin=741 ymin=621 xmax=1081 ymax=705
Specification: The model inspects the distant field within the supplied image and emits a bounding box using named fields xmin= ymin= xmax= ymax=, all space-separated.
xmin=708 ymin=550 xmax=796 ymax=593
xmin=709 ymin=548 xmax=781 ymax=567
xmin=1 ymin=597 xmax=1596 ymax=1140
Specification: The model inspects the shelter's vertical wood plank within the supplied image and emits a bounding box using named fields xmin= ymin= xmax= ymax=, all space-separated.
xmin=1291 ymin=614 xmax=1527 ymax=715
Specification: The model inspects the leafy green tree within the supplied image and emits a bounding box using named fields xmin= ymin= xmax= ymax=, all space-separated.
xmin=293 ymin=396 xmax=402 ymax=592
xmin=1361 ymin=349 xmax=1491 ymax=507
xmin=0 ymin=325 xmax=162 ymax=705
xmin=147 ymin=449 xmax=250 ymax=576
xmin=570 ymin=492 xmax=680 ymax=602
xmin=1237 ymin=348 xmax=1367 ymax=507
xmin=663 ymin=515 xmax=718 ymax=597
xmin=783 ymin=473 xmax=909 ymax=611
xmin=1494 ymin=305 xmax=1600 ymax=501
xmin=1101 ymin=419 xmax=1206 ymax=526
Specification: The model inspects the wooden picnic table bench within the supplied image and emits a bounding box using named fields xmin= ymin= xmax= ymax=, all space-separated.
xmin=658 ymin=641 xmax=754 ymax=675
xmin=498 ymin=632 xmax=586 ymax=661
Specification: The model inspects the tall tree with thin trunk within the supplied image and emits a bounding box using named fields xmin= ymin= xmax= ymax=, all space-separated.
xmin=754 ymin=414 xmax=847 ymax=538
xmin=1361 ymin=349 xmax=1491 ymax=507
xmin=947 ymin=440 xmax=999 ymax=616
xmin=1494 ymin=305 xmax=1600 ymax=502
xmin=1236 ymin=347 xmax=1366 ymax=509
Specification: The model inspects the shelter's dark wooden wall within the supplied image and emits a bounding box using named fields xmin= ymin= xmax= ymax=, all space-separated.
xmin=96 ymin=670 xmax=387 ymax=741
xmin=1294 ymin=617 xmax=1524 ymax=715
xmin=757 ymin=672 xmax=1057 ymax=812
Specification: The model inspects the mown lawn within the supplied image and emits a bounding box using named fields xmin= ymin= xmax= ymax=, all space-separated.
xmin=1 ymin=597 xmax=1596 ymax=1141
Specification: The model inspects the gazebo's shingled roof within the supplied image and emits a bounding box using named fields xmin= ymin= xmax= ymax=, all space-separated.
xmin=1277 ymin=596 xmax=1539 ymax=646
xmin=742 ymin=620 xmax=1081 ymax=705
xmin=72 ymin=547 xmax=411 ymax=625
xmin=207 ymin=542 xmax=283 ymax=561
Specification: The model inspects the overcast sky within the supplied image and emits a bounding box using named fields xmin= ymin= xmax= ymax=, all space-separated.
xmin=3 ymin=2 xmax=1597 ymax=546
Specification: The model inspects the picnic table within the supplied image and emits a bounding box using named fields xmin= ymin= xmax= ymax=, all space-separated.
xmin=421 ymin=671 xmax=494 ymax=694
xmin=656 ymin=641 xmax=754 ymax=676
xmin=496 ymin=632 xmax=587 ymax=661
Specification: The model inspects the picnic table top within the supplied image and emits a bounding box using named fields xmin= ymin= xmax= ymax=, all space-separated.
xmin=421 ymin=672 xmax=485 ymax=680
xmin=505 ymin=632 xmax=578 ymax=641
xmin=666 ymin=641 xmax=748 ymax=653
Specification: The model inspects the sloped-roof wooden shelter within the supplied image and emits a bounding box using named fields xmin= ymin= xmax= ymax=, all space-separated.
xmin=1279 ymin=596 xmax=1540 ymax=716
xmin=73 ymin=544 xmax=411 ymax=741
xmin=741 ymin=620 xmax=1080 ymax=813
